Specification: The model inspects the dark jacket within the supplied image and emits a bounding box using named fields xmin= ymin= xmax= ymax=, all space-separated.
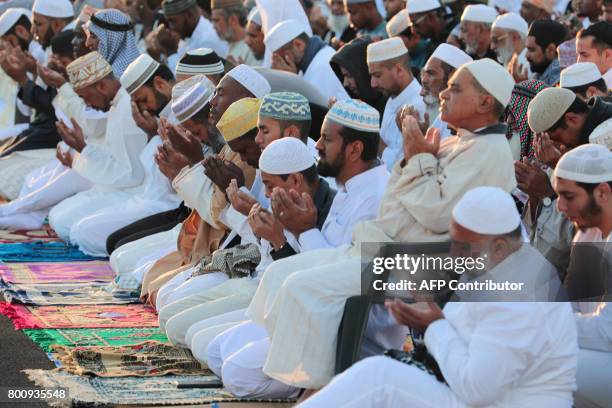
xmin=330 ymin=36 xmax=388 ymax=116
xmin=0 ymin=79 xmax=60 ymax=156
xmin=582 ymin=96 xmax=612 ymax=142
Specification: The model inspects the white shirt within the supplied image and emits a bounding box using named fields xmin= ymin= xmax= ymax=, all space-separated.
xmin=302 ymin=45 xmax=349 ymax=101
xmin=69 ymin=87 xmax=148 ymax=191
xmin=425 ymin=302 xmax=577 ymax=407
xmin=168 ymin=16 xmax=229 ymax=73
xmin=299 ymin=164 xmax=389 ymax=251
xmin=573 ymin=228 xmax=612 ymax=352
xmin=380 ymin=78 xmax=426 ymax=170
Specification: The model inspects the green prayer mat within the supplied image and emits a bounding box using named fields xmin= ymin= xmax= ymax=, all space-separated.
xmin=23 ymin=328 xmax=168 ymax=352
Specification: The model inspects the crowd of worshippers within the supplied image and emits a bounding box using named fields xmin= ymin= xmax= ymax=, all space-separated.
xmin=0 ymin=0 xmax=611 ymax=406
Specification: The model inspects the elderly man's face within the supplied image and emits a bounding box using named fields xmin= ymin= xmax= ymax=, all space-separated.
xmin=520 ymin=1 xmax=545 ymax=24
xmin=490 ymin=27 xmax=515 ymax=64
xmin=438 ymin=68 xmax=482 ymax=128
xmin=245 ymin=21 xmax=265 ymax=60
xmin=255 ymin=115 xmax=283 ymax=151
xmin=211 ymin=9 xmax=233 ymax=42
xmin=576 ymin=35 xmax=612 ymax=74
xmin=383 ymin=0 xmax=406 ymax=18
xmin=554 ymin=177 xmax=606 ymax=231
xmin=460 ymin=21 xmax=485 ymax=55
xmin=328 ymin=0 xmax=345 ymax=15
xmin=420 ymin=57 xmax=447 ymax=106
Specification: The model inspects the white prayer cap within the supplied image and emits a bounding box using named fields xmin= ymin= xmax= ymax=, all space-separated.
xmin=343 ymin=0 xmax=376 ymax=3
xmin=172 ymin=74 xmax=207 ymax=100
xmin=264 ymin=19 xmax=309 ymax=53
xmin=463 ymin=58 xmax=514 ymax=107
xmin=452 ymin=186 xmax=520 ymax=235
xmin=386 ymin=9 xmax=410 ymax=37
xmin=367 ymin=37 xmax=408 ymax=64
xmin=461 ymin=5 xmax=498 ymax=24
xmin=120 ymin=54 xmax=160 ymax=96
xmin=588 ymin=120 xmax=612 ymax=150
xmin=492 ymin=13 xmax=528 ymax=36
xmin=554 ymin=144 xmax=612 ymax=184
xmin=560 ymin=62 xmax=603 ymax=88
xmin=430 ymin=43 xmax=472 ymax=69
xmin=527 ymin=87 xmax=576 ymax=133
xmin=327 ymin=99 xmax=380 ymax=133
xmin=32 ymin=0 xmax=74 ymax=18
xmin=0 ymin=8 xmax=30 ymax=37
xmin=172 ymin=80 xmax=215 ymax=123
xmin=226 ymin=64 xmax=271 ymax=98
xmin=406 ymin=0 xmax=442 ymax=14
xmin=247 ymin=7 xmax=262 ymax=26
xmin=259 ymin=137 xmax=315 ymax=176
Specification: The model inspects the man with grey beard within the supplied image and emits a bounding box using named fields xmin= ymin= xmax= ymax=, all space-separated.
xmin=326 ymin=0 xmax=356 ymax=48
xmin=491 ymin=13 xmax=531 ymax=78
xmin=419 ymin=44 xmax=472 ymax=140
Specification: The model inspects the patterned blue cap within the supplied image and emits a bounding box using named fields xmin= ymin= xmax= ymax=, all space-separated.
xmin=327 ymin=99 xmax=380 ymax=133
xmin=259 ymin=92 xmax=311 ymax=122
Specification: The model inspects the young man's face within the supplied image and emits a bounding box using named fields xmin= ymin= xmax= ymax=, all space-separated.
xmin=316 ymin=118 xmax=346 ymax=178
xmin=526 ymin=36 xmax=550 ymax=74
xmin=368 ymin=61 xmax=402 ymax=97
xmin=131 ymin=83 xmax=168 ymax=116
xmin=576 ymin=35 xmax=612 ymax=75
xmin=554 ymin=177 xmax=605 ymax=231
xmin=244 ymin=21 xmax=265 ymax=60
xmin=31 ymin=12 xmax=54 ymax=48
xmin=255 ymin=115 xmax=283 ymax=151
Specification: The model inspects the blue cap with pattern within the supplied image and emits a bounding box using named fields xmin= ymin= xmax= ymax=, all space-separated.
xmin=259 ymin=92 xmax=311 ymax=122
xmin=327 ymin=99 xmax=380 ymax=133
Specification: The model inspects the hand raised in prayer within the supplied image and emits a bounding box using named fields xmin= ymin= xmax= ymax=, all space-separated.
xmin=166 ymin=124 xmax=204 ymax=166
xmin=248 ymin=203 xmax=286 ymax=250
xmin=203 ymin=156 xmax=246 ymax=192
xmin=270 ymin=187 xmax=317 ymax=236
xmin=227 ymin=178 xmax=258 ymax=216
xmin=509 ymin=53 xmax=528 ymax=83
xmin=514 ymin=157 xmax=555 ymax=201
xmin=155 ymin=24 xmax=179 ymax=56
xmin=155 ymin=141 xmax=189 ymax=181
xmin=56 ymin=118 xmax=86 ymax=152
xmin=533 ymin=132 xmax=565 ymax=168
xmin=397 ymin=105 xmax=430 ymax=135
xmin=0 ymin=50 xmax=28 ymax=86
xmin=271 ymin=52 xmax=298 ymax=74
xmin=55 ymin=144 xmax=73 ymax=168
xmin=131 ymin=101 xmax=158 ymax=138
xmin=327 ymin=96 xmax=337 ymax=110
xmin=46 ymin=55 xmax=69 ymax=79
xmin=385 ymin=299 xmax=444 ymax=332
xmin=37 ymin=64 xmax=67 ymax=88
xmin=401 ymin=114 xmax=440 ymax=163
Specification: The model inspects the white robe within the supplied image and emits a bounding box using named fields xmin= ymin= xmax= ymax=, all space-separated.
xmin=48 ymin=87 xmax=147 ymax=242
xmin=301 ymin=45 xmax=349 ymax=101
xmin=298 ymin=303 xmax=577 ymax=408
xmin=69 ymin=136 xmax=182 ymax=256
xmin=247 ymin=127 xmax=517 ymax=388
xmin=380 ymin=79 xmax=426 ymax=169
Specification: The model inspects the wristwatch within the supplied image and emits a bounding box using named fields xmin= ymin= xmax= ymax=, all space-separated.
xmin=542 ymin=196 xmax=553 ymax=207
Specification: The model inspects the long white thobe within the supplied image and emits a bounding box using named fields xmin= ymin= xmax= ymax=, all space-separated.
xmin=380 ymin=79 xmax=426 ymax=169
xmin=69 ymin=136 xmax=182 ymax=256
xmin=247 ymin=126 xmax=517 ymax=388
xmin=167 ymin=16 xmax=229 ymax=73
xmin=299 ymin=303 xmax=577 ymax=408
xmin=48 ymin=87 xmax=147 ymax=241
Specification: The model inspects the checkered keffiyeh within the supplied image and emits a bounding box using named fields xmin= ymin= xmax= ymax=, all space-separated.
xmin=505 ymin=79 xmax=548 ymax=161
xmin=87 ymin=9 xmax=141 ymax=77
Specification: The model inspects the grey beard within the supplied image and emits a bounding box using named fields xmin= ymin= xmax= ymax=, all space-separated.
xmin=496 ymin=45 xmax=514 ymax=66
xmin=327 ymin=14 xmax=350 ymax=35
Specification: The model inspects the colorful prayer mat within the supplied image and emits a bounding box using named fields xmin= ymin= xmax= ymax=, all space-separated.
xmin=0 ymin=241 xmax=106 ymax=262
xmin=0 ymin=303 xmax=158 ymax=329
xmin=2 ymin=283 xmax=138 ymax=305
xmin=23 ymin=328 xmax=168 ymax=352
xmin=51 ymin=341 xmax=209 ymax=377
xmin=0 ymin=261 xmax=114 ymax=284
xmin=0 ymin=227 xmax=59 ymax=243
xmin=25 ymin=370 xmax=295 ymax=406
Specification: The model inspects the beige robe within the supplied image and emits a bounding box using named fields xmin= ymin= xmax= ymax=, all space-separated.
xmin=247 ymin=127 xmax=518 ymax=388
xmin=140 ymin=145 xmax=255 ymax=303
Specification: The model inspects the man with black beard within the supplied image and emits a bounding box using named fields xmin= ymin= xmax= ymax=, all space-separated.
xmin=525 ymin=19 xmax=568 ymax=86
